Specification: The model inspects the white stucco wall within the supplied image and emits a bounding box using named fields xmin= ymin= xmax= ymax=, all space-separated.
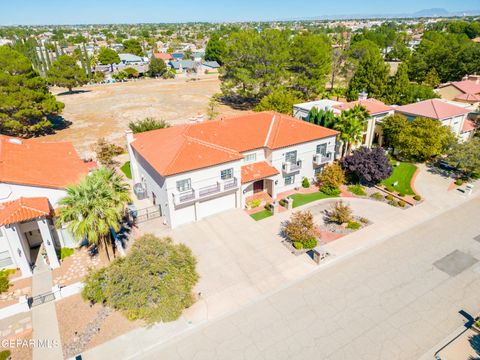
xmin=0 ymin=183 xmax=66 ymax=207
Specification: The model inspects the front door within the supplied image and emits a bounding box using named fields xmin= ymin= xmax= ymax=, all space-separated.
xmin=253 ymin=180 xmax=264 ymax=193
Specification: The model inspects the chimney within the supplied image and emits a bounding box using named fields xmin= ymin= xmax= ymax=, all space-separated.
xmin=125 ymin=129 xmax=134 ymax=144
xmin=358 ymin=91 xmax=368 ymax=101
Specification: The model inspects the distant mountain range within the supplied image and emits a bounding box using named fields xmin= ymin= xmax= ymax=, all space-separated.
xmin=290 ymin=8 xmax=480 ymax=21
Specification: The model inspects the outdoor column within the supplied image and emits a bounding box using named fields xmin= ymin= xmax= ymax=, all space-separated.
xmin=4 ymin=225 xmax=32 ymax=276
xmin=194 ymin=201 xmax=201 ymax=221
xmin=37 ymin=218 xmax=60 ymax=269
xmin=271 ymin=178 xmax=278 ymax=201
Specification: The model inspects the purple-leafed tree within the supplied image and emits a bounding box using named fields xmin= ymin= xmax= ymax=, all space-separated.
xmin=341 ymin=147 xmax=393 ymax=184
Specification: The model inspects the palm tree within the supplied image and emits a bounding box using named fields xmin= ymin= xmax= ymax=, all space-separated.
xmin=57 ymin=168 xmax=131 ymax=260
xmin=334 ymin=105 xmax=370 ymax=157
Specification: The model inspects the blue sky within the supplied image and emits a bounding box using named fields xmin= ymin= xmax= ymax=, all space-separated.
xmin=2 ymin=0 xmax=479 ymax=25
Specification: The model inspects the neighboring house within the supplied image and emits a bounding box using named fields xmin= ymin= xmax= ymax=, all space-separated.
xmin=191 ymin=51 xmax=205 ymax=62
xmin=126 ymin=112 xmax=338 ymax=228
xmin=0 ymin=136 xmax=94 ymax=277
xmin=201 ymin=61 xmax=221 ymax=73
xmin=293 ymin=99 xmax=342 ymax=120
xmin=169 ymin=60 xmax=197 ymax=73
xmin=119 ymin=53 xmax=146 ymax=65
xmin=395 ymin=99 xmax=473 ymax=141
xmin=294 ymin=93 xmax=394 ymax=149
xmin=437 ymin=75 xmax=480 ymax=103
xmin=153 ymin=52 xmax=173 ymax=63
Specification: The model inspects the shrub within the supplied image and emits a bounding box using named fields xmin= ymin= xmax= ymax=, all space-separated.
xmin=247 ymin=199 xmax=262 ymax=208
xmin=348 ymin=184 xmax=366 ymax=196
xmin=95 ymin=138 xmax=125 ymax=167
xmin=389 ymin=200 xmax=399 ymax=207
xmin=397 ymin=192 xmax=405 ymax=197
xmin=60 ymin=247 xmax=74 ymax=260
xmin=385 ymin=185 xmax=395 ymax=192
xmin=385 ymin=194 xmax=393 ymax=201
xmin=346 ymin=221 xmax=361 ymax=230
xmin=317 ymin=162 xmax=346 ymax=188
xmin=321 ymin=185 xmax=341 ymax=196
xmin=0 ymin=350 xmax=11 ymax=360
xmin=264 ymin=202 xmax=272 ymax=211
xmin=455 ymin=179 xmax=463 ymax=186
xmin=302 ymin=177 xmax=310 ymax=188
xmin=398 ymin=200 xmax=406 ymax=207
xmin=303 ymin=237 xmax=318 ymax=249
xmin=370 ymin=192 xmax=383 ymax=200
xmin=327 ymin=201 xmax=352 ymax=224
xmin=129 ymin=117 xmax=170 ymax=134
xmin=413 ymin=194 xmax=421 ymax=201
xmin=293 ymin=241 xmax=303 ymax=250
xmin=279 ymin=198 xmax=287 ymax=207
xmin=341 ymin=147 xmax=393 ymax=184
xmin=283 ymin=211 xmax=315 ymax=244
xmin=82 ymin=235 xmax=199 ymax=324
xmin=0 ymin=269 xmax=12 ymax=294
xmin=359 ymin=217 xmax=369 ymax=224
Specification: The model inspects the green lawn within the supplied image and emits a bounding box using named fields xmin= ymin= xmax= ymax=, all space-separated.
xmin=290 ymin=191 xmax=337 ymax=208
xmin=250 ymin=210 xmax=273 ymax=221
xmin=120 ymin=161 xmax=132 ymax=179
xmin=381 ymin=161 xmax=417 ymax=195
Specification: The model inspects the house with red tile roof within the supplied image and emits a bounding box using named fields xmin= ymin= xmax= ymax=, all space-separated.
xmin=395 ymin=99 xmax=474 ymax=141
xmin=437 ymin=75 xmax=480 ymax=105
xmin=294 ymin=92 xmax=395 ymax=149
xmin=0 ymin=135 xmax=94 ymax=277
xmin=126 ymin=111 xmax=338 ymax=228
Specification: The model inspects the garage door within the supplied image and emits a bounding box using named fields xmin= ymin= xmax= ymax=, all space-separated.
xmin=174 ymin=205 xmax=196 ymax=227
xmin=199 ymin=193 xmax=236 ymax=219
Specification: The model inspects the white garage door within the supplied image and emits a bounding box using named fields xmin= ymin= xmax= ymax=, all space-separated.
xmin=199 ymin=193 xmax=236 ymax=219
xmin=174 ymin=205 xmax=196 ymax=227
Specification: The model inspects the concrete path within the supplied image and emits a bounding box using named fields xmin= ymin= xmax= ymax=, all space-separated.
xmin=135 ymin=195 xmax=480 ymax=360
xmin=31 ymin=253 xmax=63 ymax=360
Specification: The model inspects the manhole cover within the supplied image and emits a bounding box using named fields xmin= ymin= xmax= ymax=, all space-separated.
xmin=433 ymin=250 xmax=478 ymax=277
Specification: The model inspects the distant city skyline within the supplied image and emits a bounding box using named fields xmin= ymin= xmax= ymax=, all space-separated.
xmin=2 ymin=0 xmax=480 ymax=25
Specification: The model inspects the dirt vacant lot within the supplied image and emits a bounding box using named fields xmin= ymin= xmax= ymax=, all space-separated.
xmin=43 ymin=75 xmax=248 ymax=154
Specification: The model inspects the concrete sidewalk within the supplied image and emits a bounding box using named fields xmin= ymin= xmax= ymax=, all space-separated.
xmin=31 ymin=255 xmax=63 ymax=360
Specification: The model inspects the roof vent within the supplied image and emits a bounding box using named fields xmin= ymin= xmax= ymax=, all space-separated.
xmin=8 ymin=139 xmax=22 ymax=145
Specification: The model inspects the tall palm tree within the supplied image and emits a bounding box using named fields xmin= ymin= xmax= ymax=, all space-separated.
xmin=334 ymin=105 xmax=370 ymax=157
xmin=57 ymin=168 xmax=131 ymax=260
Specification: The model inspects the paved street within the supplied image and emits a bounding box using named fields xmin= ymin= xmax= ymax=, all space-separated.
xmin=137 ymin=196 xmax=480 ymax=360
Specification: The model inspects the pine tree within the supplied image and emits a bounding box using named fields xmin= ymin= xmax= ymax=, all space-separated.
xmin=423 ymin=67 xmax=441 ymax=88
xmin=385 ymin=62 xmax=411 ymax=105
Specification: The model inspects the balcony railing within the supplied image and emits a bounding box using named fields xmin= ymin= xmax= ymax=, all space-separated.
xmin=282 ymin=160 xmax=302 ymax=174
xmin=173 ymin=177 xmax=239 ymax=205
xmin=313 ymin=153 xmax=332 ymax=166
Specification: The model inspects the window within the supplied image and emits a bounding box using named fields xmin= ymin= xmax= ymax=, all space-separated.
xmin=245 ymin=153 xmax=256 ymax=162
xmin=0 ymin=251 xmax=12 ymax=268
xmin=176 ymin=179 xmax=191 ymax=192
xmin=221 ymin=168 xmax=233 ymax=180
xmin=314 ymin=167 xmax=323 ymax=176
xmin=285 ymin=150 xmax=297 ymax=164
xmin=316 ymin=143 xmax=327 ymax=155
xmin=285 ymin=175 xmax=295 ymax=185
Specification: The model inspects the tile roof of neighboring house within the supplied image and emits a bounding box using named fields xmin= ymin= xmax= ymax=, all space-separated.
xmin=333 ymin=98 xmax=393 ymax=115
xmin=462 ymin=119 xmax=477 ymax=133
xmin=154 ymin=52 xmax=173 ymax=60
xmin=449 ymin=80 xmax=480 ymax=95
xmin=132 ymin=112 xmax=338 ymax=177
xmin=241 ymin=161 xmax=280 ymax=184
xmin=0 ymin=135 xmax=91 ymax=189
xmin=455 ymin=93 xmax=480 ymax=102
xmin=0 ymin=197 xmax=51 ymax=226
xmin=396 ymin=99 xmax=470 ymax=120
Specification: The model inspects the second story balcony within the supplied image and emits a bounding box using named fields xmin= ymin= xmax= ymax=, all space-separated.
xmin=282 ymin=160 xmax=302 ymax=174
xmin=173 ymin=177 xmax=239 ymax=206
xmin=313 ymin=153 xmax=332 ymax=166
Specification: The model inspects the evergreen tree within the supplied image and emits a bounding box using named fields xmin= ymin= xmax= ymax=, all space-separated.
xmin=346 ymin=51 xmax=389 ymax=101
xmin=254 ymin=88 xmax=301 ymax=115
xmin=47 ymin=55 xmax=88 ymax=92
xmin=98 ymin=47 xmax=121 ymax=72
xmin=205 ymin=33 xmax=226 ymax=65
xmin=122 ymin=39 xmax=144 ymax=56
xmin=423 ymin=67 xmax=441 ymax=88
xmin=385 ymin=63 xmax=411 ymax=105
xmin=0 ymin=46 xmax=64 ymax=137
xmin=148 ymin=56 xmax=167 ymax=77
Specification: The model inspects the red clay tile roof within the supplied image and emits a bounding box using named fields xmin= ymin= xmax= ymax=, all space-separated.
xmin=462 ymin=119 xmax=477 ymax=133
xmin=154 ymin=53 xmax=173 ymax=60
xmin=455 ymin=93 xmax=480 ymax=102
xmin=132 ymin=112 xmax=338 ymax=176
xmin=0 ymin=197 xmax=51 ymax=226
xmin=333 ymin=98 xmax=393 ymax=115
xmin=0 ymin=135 xmax=91 ymax=189
xmin=396 ymin=99 xmax=470 ymax=120
xmin=450 ymin=80 xmax=480 ymax=95
xmin=241 ymin=161 xmax=279 ymax=184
